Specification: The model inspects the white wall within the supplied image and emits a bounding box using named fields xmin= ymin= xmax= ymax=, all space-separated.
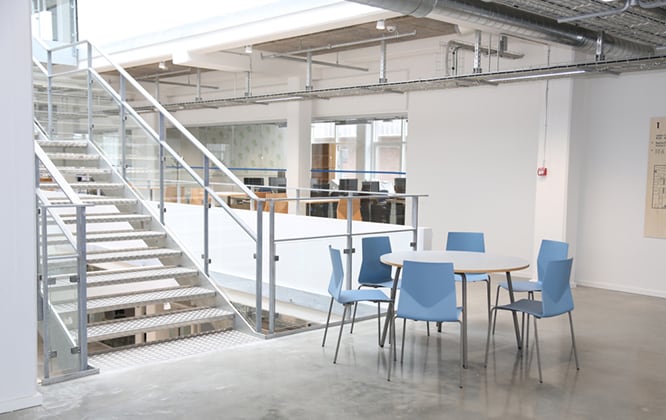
xmin=570 ymin=70 xmax=666 ymax=297
xmin=407 ymin=83 xmax=542 ymax=262
xmin=0 ymin=1 xmax=42 ymax=414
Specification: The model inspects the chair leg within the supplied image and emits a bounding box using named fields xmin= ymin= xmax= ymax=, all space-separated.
xmin=459 ymin=320 xmax=464 ymax=388
xmin=533 ymin=316 xmax=543 ymax=383
xmin=376 ymin=303 xmax=382 ymax=346
xmin=426 ymin=321 xmax=430 ymax=336
xmin=350 ymin=302 xmax=358 ymax=334
xmin=485 ymin=278 xmax=492 ymax=325
xmin=492 ymin=284 xmax=501 ymax=335
xmin=484 ymin=307 xmax=495 ymax=367
xmin=388 ymin=314 xmax=396 ymax=381
xmin=568 ymin=311 xmax=580 ymax=370
xmin=322 ymin=297 xmax=334 ymax=347
xmin=400 ymin=318 xmax=407 ymax=363
xmin=333 ymin=305 xmax=348 ymax=364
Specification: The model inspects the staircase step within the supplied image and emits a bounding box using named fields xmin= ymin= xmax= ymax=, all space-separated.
xmin=86 ymin=230 xmax=166 ymax=243
xmin=87 ymin=248 xmax=182 ymax=264
xmin=85 ymin=307 xmax=234 ymax=342
xmin=86 ymin=266 xmax=199 ymax=287
xmin=54 ymin=286 xmax=215 ymax=314
xmin=40 ymin=182 xmax=125 ymax=190
xmin=37 ymin=140 xmax=88 ymax=148
xmin=61 ymin=213 xmax=150 ymax=224
xmin=50 ymin=197 xmax=137 ymax=206
xmin=48 ymin=167 xmax=111 ymax=176
xmin=46 ymin=152 xmax=99 ymax=161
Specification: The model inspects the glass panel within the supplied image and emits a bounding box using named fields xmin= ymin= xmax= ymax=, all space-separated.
xmin=38 ymin=206 xmax=82 ymax=379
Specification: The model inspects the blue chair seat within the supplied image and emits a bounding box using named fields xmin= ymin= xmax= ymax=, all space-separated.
xmin=338 ymin=288 xmax=391 ymax=305
xmin=496 ymin=280 xmax=542 ymax=293
xmin=454 ymin=273 xmax=489 ymax=282
xmin=360 ymin=278 xmax=400 ymax=289
xmin=496 ymin=299 xmax=542 ymax=317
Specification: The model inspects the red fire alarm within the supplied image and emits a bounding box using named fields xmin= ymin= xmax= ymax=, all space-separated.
xmin=537 ymin=167 xmax=548 ymax=176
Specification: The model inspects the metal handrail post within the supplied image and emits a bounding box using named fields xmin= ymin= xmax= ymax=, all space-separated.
xmin=46 ymin=50 xmax=53 ymax=137
xmin=203 ymin=156 xmax=210 ymax=275
xmin=345 ymin=196 xmax=353 ymax=289
xmin=40 ymin=208 xmax=50 ymax=379
xmin=120 ymin=76 xmax=127 ymax=179
xmin=255 ymin=204 xmax=264 ymax=332
xmin=75 ymin=205 xmax=88 ymax=371
xmin=158 ymin=113 xmax=166 ymax=225
xmin=86 ymin=43 xmax=93 ymax=143
xmin=268 ymin=202 xmax=276 ymax=334
xmin=411 ymin=196 xmax=419 ymax=250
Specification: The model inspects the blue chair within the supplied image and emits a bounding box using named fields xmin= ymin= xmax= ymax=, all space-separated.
xmin=350 ymin=236 xmax=396 ymax=333
xmin=446 ymin=232 xmax=491 ymax=318
xmin=388 ymin=260 xmax=463 ymax=388
xmin=322 ymin=246 xmax=392 ymax=364
xmin=492 ymin=239 xmax=569 ymax=334
xmin=485 ymin=258 xmax=579 ymax=383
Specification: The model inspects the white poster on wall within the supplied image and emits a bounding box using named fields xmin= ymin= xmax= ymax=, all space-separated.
xmin=644 ymin=117 xmax=666 ymax=238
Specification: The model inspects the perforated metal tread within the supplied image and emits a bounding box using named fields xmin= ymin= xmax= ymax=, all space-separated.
xmin=49 ymin=167 xmax=111 ymax=175
xmin=54 ymin=286 xmax=215 ymax=313
xmin=86 ymin=230 xmax=166 ymax=242
xmin=48 ymin=266 xmax=198 ymax=288
xmin=87 ymin=247 xmax=181 ymax=263
xmin=88 ymin=330 xmax=260 ymax=371
xmin=41 ymin=182 xmax=125 ymax=190
xmin=62 ymin=214 xmax=150 ymax=224
xmin=52 ymin=197 xmax=138 ymax=206
xmin=85 ymin=307 xmax=234 ymax=341
xmin=37 ymin=140 xmax=88 ymax=148
xmin=46 ymin=152 xmax=99 ymax=160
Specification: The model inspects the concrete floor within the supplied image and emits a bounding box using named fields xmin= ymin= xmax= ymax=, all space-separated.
xmin=2 ymin=286 xmax=666 ymax=420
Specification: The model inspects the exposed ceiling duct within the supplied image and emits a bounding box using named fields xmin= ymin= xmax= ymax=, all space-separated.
xmin=347 ymin=0 xmax=655 ymax=58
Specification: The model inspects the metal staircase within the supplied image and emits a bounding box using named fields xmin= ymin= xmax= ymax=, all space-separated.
xmin=37 ymin=138 xmax=251 ymax=358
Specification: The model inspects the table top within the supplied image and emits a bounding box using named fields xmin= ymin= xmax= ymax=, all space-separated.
xmin=380 ymin=250 xmax=529 ymax=274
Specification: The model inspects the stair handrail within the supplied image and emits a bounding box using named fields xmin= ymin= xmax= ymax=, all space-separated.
xmin=34 ymin=121 xmax=90 ymax=377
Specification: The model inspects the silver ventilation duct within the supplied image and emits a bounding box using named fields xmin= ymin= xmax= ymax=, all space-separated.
xmin=348 ymin=0 xmax=654 ymax=58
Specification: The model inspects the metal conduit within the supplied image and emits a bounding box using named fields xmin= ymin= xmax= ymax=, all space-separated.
xmin=348 ymin=0 xmax=654 ymax=58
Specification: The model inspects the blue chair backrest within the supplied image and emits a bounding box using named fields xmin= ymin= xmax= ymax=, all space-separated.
xmin=536 ymin=239 xmax=569 ymax=282
xmin=328 ymin=246 xmax=345 ymax=301
xmin=359 ymin=236 xmax=392 ymax=285
xmin=446 ymin=231 xmax=485 ymax=253
xmin=541 ymin=258 xmax=574 ymax=317
xmin=397 ymin=260 xmax=458 ymax=322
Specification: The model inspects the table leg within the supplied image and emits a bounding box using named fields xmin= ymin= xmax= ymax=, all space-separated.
xmin=380 ymin=266 xmax=401 ymax=347
xmin=461 ymin=273 xmax=468 ymax=368
xmin=505 ymin=271 xmax=522 ymax=350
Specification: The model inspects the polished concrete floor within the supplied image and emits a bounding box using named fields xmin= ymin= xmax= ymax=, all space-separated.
xmin=3 ymin=286 xmax=666 ymax=420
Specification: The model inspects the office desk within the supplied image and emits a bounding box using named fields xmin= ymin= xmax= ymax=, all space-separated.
xmin=380 ymin=250 xmax=529 ymax=367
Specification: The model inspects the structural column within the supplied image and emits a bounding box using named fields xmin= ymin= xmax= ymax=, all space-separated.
xmin=286 ymin=76 xmax=313 ymax=205
xmin=0 ymin=1 xmax=43 ymax=413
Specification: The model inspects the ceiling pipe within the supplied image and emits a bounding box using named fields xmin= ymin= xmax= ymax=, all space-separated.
xmin=557 ymin=0 xmax=634 ymax=24
xmin=347 ymin=0 xmax=654 ymax=58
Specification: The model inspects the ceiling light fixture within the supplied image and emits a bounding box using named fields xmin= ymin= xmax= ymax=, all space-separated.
xmin=245 ymin=45 xmax=253 ymax=54
xmin=376 ymin=19 xmax=385 ymax=30
xmin=255 ymin=95 xmax=304 ymax=104
xmin=158 ymin=61 xmax=168 ymax=70
xmin=487 ymin=69 xmax=586 ymax=82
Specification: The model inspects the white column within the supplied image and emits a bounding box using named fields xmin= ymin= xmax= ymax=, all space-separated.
xmin=286 ymin=77 xmax=312 ymax=207
xmin=532 ymin=77 xmax=575 ymax=268
xmin=0 ymin=1 xmax=43 ymax=413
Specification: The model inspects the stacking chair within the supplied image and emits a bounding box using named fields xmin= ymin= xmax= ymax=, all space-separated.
xmin=485 ymin=258 xmax=579 ymax=383
xmin=350 ymin=236 xmax=395 ymax=332
xmin=388 ymin=260 xmax=463 ymax=387
xmin=446 ymin=232 xmax=491 ymax=318
xmin=322 ymin=246 xmax=392 ymax=364
xmin=492 ymin=239 xmax=569 ymax=334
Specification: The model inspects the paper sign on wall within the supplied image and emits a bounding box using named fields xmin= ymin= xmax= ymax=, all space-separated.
xmin=644 ymin=117 xmax=666 ymax=238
